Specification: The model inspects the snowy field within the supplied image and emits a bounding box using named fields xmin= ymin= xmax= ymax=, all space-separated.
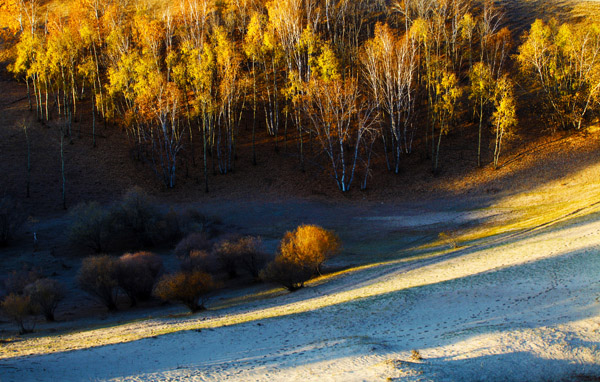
xmin=1 ymin=209 xmax=600 ymax=381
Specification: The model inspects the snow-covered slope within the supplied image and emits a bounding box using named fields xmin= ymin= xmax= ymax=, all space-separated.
xmin=2 ymin=206 xmax=599 ymax=381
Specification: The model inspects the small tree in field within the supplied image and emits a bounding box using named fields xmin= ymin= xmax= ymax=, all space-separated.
xmin=235 ymin=236 xmax=269 ymax=280
xmin=213 ymin=236 xmax=267 ymax=279
xmin=116 ymin=252 xmax=163 ymax=307
xmin=154 ymin=271 xmax=217 ymax=313
xmin=1 ymin=294 xmax=37 ymax=334
xmin=69 ymin=202 xmax=111 ymax=253
xmin=77 ymin=255 xmax=120 ymax=311
xmin=24 ymin=278 xmax=65 ymax=322
xmin=174 ymin=232 xmax=212 ymax=258
xmin=261 ymin=225 xmax=340 ymax=291
xmin=113 ymin=187 xmax=161 ymax=248
xmin=279 ymin=225 xmax=340 ymax=275
xmin=180 ymin=250 xmax=219 ymax=275
xmin=213 ymin=237 xmax=242 ymax=278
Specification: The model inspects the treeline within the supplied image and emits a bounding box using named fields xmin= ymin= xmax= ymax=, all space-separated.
xmin=4 ymin=0 xmax=600 ymax=192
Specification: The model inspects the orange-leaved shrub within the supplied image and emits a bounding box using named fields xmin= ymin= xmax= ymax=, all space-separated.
xmin=154 ymin=271 xmax=217 ymax=312
xmin=261 ymin=225 xmax=340 ymax=291
xmin=279 ymin=225 xmax=340 ymax=275
xmin=116 ymin=252 xmax=163 ymax=307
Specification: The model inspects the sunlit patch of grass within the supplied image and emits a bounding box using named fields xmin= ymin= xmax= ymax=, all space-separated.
xmin=420 ymin=161 xmax=600 ymax=253
xmin=571 ymin=1 xmax=600 ymax=24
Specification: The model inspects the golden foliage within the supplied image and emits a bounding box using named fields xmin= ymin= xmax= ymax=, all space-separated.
xmin=279 ymin=224 xmax=340 ymax=274
xmin=154 ymin=271 xmax=217 ymax=312
xmin=261 ymin=225 xmax=340 ymax=291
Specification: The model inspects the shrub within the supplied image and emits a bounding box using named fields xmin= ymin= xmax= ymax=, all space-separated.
xmin=116 ymin=252 xmax=163 ymax=306
xmin=153 ymin=271 xmax=217 ymax=312
xmin=174 ymin=233 xmax=212 ymax=258
xmin=69 ymin=190 xmax=215 ymax=252
xmin=261 ymin=225 xmax=340 ymax=291
xmin=69 ymin=202 xmax=111 ymax=252
xmin=77 ymin=255 xmax=119 ymax=311
xmin=4 ymin=268 xmax=41 ymax=295
xmin=24 ymin=278 xmax=65 ymax=322
xmin=1 ymin=293 xmax=38 ymax=334
xmin=411 ymin=349 xmax=423 ymax=361
xmin=0 ymin=196 xmax=27 ymax=247
xmin=212 ymin=235 xmax=269 ymax=279
xmin=111 ymin=187 xmax=162 ymax=249
xmin=438 ymin=231 xmax=458 ymax=249
xmin=213 ymin=236 xmax=243 ymax=278
xmin=231 ymin=236 xmax=268 ymax=280
xmin=260 ymin=255 xmax=314 ymax=292
xmin=179 ymin=250 xmax=218 ymax=274
xmin=177 ymin=209 xmax=220 ymax=238
xmin=279 ymin=225 xmax=340 ymax=275
xmin=152 ymin=208 xmax=181 ymax=245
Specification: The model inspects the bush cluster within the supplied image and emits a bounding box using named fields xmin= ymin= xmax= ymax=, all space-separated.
xmin=1 ymin=269 xmax=65 ymax=333
xmin=77 ymin=252 xmax=164 ymax=311
xmin=116 ymin=252 xmax=163 ymax=306
xmin=69 ymin=187 xmax=214 ymax=253
xmin=68 ymin=223 xmax=341 ymax=318
xmin=160 ymin=225 xmax=339 ymax=311
xmin=175 ymin=234 xmax=268 ymax=280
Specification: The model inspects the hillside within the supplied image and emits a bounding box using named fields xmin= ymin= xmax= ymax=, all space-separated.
xmin=1 ymin=156 xmax=600 ymax=380
xmin=1 ymin=0 xmax=600 ymax=381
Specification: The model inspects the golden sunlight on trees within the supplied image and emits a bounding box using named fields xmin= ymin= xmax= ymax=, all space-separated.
xmin=491 ymin=76 xmax=517 ymax=169
xmin=303 ymin=75 xmax=378 ymax=192
xmin=278 ymin=224 xmax=340 ymax=275
xmin=261 ymin=224 xmax=340 ymax=290
xmin=518 ymin=19 xmax=600 ymax=131
xmin=6 ymin=0 xmax=600 ymax=194
xmin=362 ymin=23 xmax=417 ymax=174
